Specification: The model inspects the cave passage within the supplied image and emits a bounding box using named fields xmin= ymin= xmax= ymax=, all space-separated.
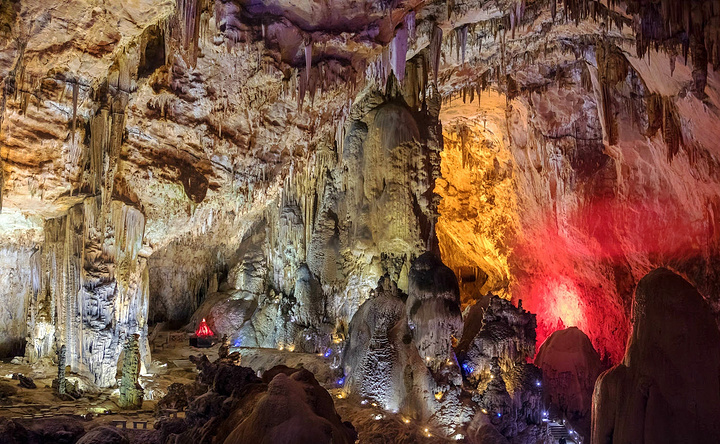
xmin=1 ymin=1 xmax=720 ymax=444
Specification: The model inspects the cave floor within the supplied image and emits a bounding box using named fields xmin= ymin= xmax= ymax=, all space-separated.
xmin=0 ymin=334 xmax=465 ymax=442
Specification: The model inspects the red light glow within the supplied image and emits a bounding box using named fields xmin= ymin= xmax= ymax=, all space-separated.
xmin=195 ymin=318 xmax=214 ymax=337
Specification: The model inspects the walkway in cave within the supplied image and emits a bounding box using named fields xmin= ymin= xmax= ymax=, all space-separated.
xmin=547 ymin=420 xmax=579 ymax=444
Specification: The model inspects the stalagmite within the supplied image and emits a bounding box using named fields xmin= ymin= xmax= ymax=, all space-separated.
xmin=118 ymin=334 xmax=144 ymax=409
xmin=56 ymin=344 xmax=66 ymax=395
xmin=430 ymin=24 xmax=443 ymax=83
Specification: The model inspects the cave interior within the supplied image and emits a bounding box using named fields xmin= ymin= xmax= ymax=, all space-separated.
xmin=0 ymin=0 xmax=719 ymax=443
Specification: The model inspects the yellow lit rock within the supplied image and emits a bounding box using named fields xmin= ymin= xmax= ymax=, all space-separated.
xmin=436 ymin=93 xmax=518 ymax=305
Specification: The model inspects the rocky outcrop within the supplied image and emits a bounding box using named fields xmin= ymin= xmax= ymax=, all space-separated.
xmin=152 ymin=355 xmax=356 ymax=444
xmin=118 ymin=334 xmax=144 ymax=410
xmin=591 ymin=268 xmax=720 ymax=444
xmin=193 ymin=85 xmax=443 ymax=353
xmin=460 ymin=296 xmax=536 ymax=386
xmin=1 ymin=0 xmax=720 ymax=404
xmin=535 ymin=327 xmax=603 ymax=441
xmin=342 ymin=272 xmax=472 ymax=436
xmin=406 ymin=252 xmax=463 ymax=371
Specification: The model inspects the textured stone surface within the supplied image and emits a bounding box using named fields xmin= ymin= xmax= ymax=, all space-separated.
xmin=1 ymin=0 xmax=720 ymax=422
xmin=535 ymin=327 xmax=602 ymax=441
xmin=118 ymin=333 xmax=144 ymax=409
xmin=592 ymin=268 xmax=720 ymax=444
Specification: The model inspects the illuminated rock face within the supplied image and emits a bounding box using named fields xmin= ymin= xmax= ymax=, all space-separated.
xmin=1 ymin=0 xmax=720 ymax=417
xmin=459 ymin=296 xmax=536 ymax=386
xmin=342 ymin=272 xmax=472 ymax=435
xmin=406 ymin=252 xmax=463 ymax=370
xmin=592 ymin=268 xmax=720 ymax=444
xmin=437 ymin=51 xmax=720 ymax=362
xmin=194 ymin=89 xmax=442 ymax=352
xmin=535 ymin=327 xmax=603 ymax=441
xmin=343 ymin=260 xmax=544 ymax=439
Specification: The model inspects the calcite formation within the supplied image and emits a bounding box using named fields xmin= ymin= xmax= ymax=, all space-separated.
xmin=592 ymin=268 xmax=720 ymax=444
xmin=1 ymin=0 xmax=720 ymax=441
xmin=118 ymin=334 xmax=144 ymax=410
xmin=535 ymin=327 xmax=603 ymax=440
xmin=406 ymin=252 xmax=463 ymax=371
xmin=460 ymin=296 xmax=537 ymax=385
xmin=343 ymin=260 xmax=544 ymax=440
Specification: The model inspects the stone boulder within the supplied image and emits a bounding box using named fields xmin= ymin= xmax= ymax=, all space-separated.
xmin=592 ymin=268 xmax=720 ymax=444
xmin=535 ymin=327 xmax=602 ymax=440
xmin=76 ymin=426 xmax=129 ymax=444
xmin=221 ymin=368 xmax=357 ymax=444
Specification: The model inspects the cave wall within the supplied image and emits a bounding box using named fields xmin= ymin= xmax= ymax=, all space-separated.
xmin=0 ymin=245 xmax=33 ymax=357
xmin=199 ymin=83 xmax=443 ymax=350
xmin=1 ymin=0 xmax=720 ymax=386
xmin=432 ymin=4 xmax=720 ymax=362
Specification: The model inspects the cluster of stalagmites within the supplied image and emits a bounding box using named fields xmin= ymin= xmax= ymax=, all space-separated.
xmin=153 ymin=353 xmax=356 ymax=444
xmin=341 ymin=252 xmax=546 ymax=442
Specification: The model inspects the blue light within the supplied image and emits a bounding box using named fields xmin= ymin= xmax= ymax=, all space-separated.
xmin=461 ymin=362 xmax=474 ymax=374
xmin=337 ymin=377 xmax=345 ymax=385
xmin=535 ymin=380 xmax=541 ymax=387
xmin=233 ymin=339 xmax=242 ymax=347
xmin=324 ymin=349 xmax=332 ymax=358
xmin=497 ymin=413 xmax=502 ymax=418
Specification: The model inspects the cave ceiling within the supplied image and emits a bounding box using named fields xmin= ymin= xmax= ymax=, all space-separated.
xmin=1 ymin=0 xmax=720 ymax=366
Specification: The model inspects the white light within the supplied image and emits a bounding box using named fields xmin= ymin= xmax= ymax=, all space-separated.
xmin=374 ymin=414 xmax=383 ymax=420
xmin=453 ymin=434 xmax=464 ymax=440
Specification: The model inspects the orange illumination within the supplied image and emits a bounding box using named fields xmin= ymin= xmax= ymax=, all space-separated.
xmin=195 ymin=318 xmax=214 ymax=337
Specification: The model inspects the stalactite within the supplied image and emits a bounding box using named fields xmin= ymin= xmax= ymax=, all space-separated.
xmin=405 ymin=11 xmax=416 ymax=41
xmin=305 ymin=40 xmax=312 ymax=89
xmin=661 ymin=96 xmax=683 ymax=161
xmin=457 ymin=25 xmax=468 ymax=64
xmin=71 ymin=81 xmax=78 ymax=146
xmin=0 ymin=158 xmax=3 ymax=214
xmin=112 ymin=202 xmax=146 ymax=264
xmin=390 ymin=25 xmax=409 ymax=83
xmin=429 ymin=24 xmax=443 ymax=84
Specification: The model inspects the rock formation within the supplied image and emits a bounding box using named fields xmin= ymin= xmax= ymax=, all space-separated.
xmin=56 ymin=344 xmax=66 ymax=395
xmin=592 ymin=268 xmax=720 ymax=444
xmin=536 ymin=327 xmax=603 ymax=441
xmin=460 ymin=296 xmax=537 ymax=386
xmin=1 ymin=0 xmax=720 ymax=440
xmin=406 ymin=252 xmax=463 ymax=371
xmin=118 ymin=334 xmax=144 ymax=410
xmin=153 ymin=354 xmax=356 ymax=444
